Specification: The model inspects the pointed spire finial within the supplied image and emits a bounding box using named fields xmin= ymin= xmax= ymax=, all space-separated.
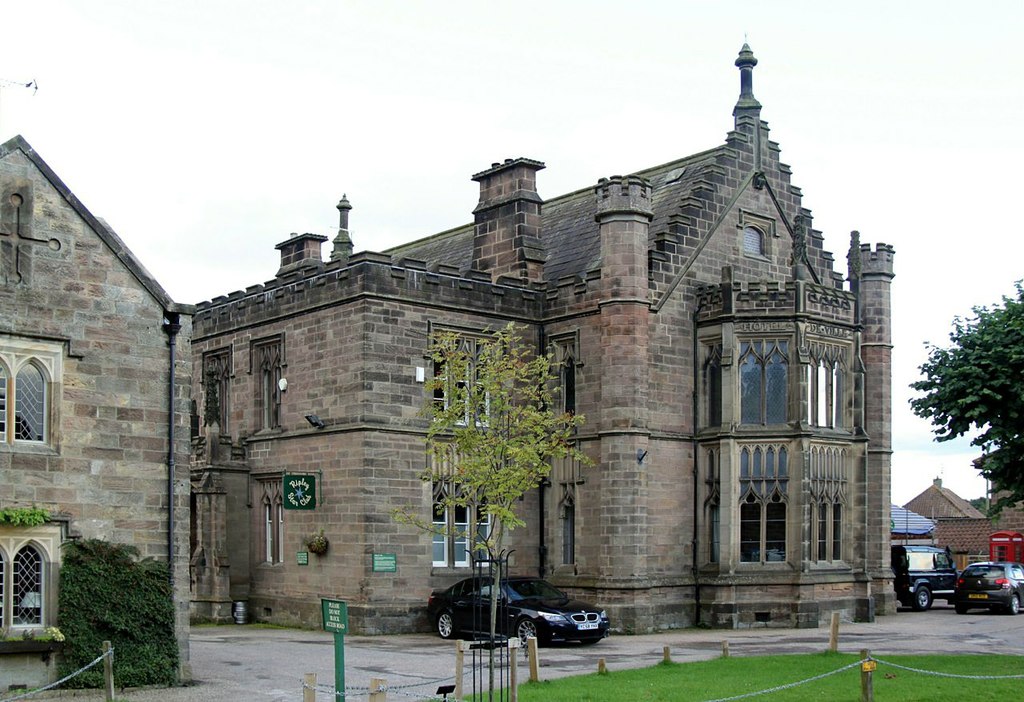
xmin=734 ymin=43 xmax=761 ymax=114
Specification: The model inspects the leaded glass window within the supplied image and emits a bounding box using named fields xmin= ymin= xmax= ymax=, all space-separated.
xmin=739 ymin=444 xmax=788 ymax=563
xmin=13 ymin=545 xmax=42 ymax=626
xmin=739 ymin=341 xmax=788 ymax=425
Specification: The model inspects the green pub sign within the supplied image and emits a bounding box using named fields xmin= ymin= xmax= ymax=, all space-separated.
xmin=283 ymin=474 xmax=316 ymax=510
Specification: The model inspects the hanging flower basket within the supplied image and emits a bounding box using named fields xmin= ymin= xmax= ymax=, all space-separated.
xmin=307 ymin=529 xmax=329 ymax=555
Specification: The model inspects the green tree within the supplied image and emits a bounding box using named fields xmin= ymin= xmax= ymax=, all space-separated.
xmin=399 ymin=322 xmax=588 ymax=694
xmin=910 ymin=282 xmax=1024 ymax=513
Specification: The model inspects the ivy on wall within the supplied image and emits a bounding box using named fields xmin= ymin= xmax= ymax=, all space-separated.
xmin=58 ymin=540 xmax=179 ymax=688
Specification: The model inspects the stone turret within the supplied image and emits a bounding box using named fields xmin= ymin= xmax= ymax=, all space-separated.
xmin=857 ymin=240 xmax=895 ymax=615
xmin=471 ymin=158 xmax=546 ymax=282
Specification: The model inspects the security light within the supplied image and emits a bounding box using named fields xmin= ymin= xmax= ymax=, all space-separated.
xmin=305 ymin=414 xmax=325 ymax=429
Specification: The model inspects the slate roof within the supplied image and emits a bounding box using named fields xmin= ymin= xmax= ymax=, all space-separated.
xmin=387 ymin=148 xmax=724 ymax=284
xmin=891 ymin=505 xmax=934 ymax=536
xmin=904 ymin=480 xmax=985 ymax=520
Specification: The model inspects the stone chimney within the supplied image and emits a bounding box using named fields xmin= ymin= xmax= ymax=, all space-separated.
xmin=275 ymin=232 xmax=328 ymax=276
xmin=471 ymin=158 xmax=546 ymax=282
xmin=331 ymin=195 xmax=354 ymax=263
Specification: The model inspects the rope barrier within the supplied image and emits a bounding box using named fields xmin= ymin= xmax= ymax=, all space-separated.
xmin=873 ymin=656 xmax=1024 ymax=680
xmin=0 ymin=647 xmax=114 ymax=702
xmin=700 ymin=659 xmax=864 ymax=702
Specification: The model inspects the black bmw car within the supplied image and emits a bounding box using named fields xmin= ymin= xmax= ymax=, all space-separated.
xmin=427 ymin=576 xmax=610 ymax=645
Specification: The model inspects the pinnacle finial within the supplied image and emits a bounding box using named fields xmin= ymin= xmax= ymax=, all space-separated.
xmin=733 ymin=43 xmax=762 ymax=116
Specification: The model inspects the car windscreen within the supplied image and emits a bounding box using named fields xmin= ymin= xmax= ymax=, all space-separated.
xmin=506 ymin=580 xmax=566 ymax=601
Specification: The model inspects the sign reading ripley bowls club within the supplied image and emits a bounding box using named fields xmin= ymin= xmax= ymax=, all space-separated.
xmin=283 ymin=474 xmax=316 ymax=510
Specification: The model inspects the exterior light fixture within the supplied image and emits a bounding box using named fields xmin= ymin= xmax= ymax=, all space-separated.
xmin=305 ymin=414 xmax=325 ymax=429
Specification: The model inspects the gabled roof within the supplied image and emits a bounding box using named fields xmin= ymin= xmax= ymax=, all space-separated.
xmin=387 ymin=147 xmax=725 ymax=284
xmin=904 ymin=480 xmax=984 ymax=520
xmin=891 ymin=504 xmax=935 ymax=536
xmin=0 ymin=135 xmax=192 ymax=315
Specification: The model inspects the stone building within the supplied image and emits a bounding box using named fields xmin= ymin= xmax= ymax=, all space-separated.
xmin=190 ymin=45 xmax=895 ymax=633
xmin=0 ymin=137 xmax=193 ymax=687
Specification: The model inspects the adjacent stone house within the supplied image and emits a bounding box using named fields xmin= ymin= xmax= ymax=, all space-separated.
xmin=190 ymin=46 xmax=895 ymax=633
xmin=0 ymin=137 xmax=193 ymax=687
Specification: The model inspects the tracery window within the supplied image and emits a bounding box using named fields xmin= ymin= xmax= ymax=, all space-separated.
xmin=433 ymin=334 xmax=490 ymax=427
xmin=257 ymin=479 xmax=284 ymax=564
xmin=810 ymin=445 xmax=847 ymax=562
xmin=806 ymin=345 xmax=846 ymax=429
xmin=739 ymin=444 xmax=788 ymax=563
xmin=553 ymin=452 xmax=584 ymax=567
xmin=702 ymin=343 xmax=722 ymax=428
xmin=0 ymin=337 xmax=61 ymax=446
xmin=431 ymin=480 xmax=491 ymax=568
xmin=739 ymin=340 xmax=788 ymax=425
xmin=704 ymin=447 xmax=721 ymax=563
xmin=251 ymin=336 xmax=284 ymax=431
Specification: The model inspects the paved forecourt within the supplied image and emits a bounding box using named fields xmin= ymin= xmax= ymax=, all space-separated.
xmin=35 ymin=607 xmax=1024 ymax=701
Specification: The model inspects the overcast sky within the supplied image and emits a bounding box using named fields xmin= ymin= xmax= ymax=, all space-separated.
xmin=3 ymin=1 xmax=1020 ymax=506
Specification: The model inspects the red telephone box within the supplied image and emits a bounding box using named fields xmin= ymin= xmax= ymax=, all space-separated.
xmin=988 ymin=531 xmax=1024 ymax=562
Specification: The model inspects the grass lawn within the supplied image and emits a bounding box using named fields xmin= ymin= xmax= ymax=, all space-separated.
xmin=514 ymin=652 xmax=1023 ymax=702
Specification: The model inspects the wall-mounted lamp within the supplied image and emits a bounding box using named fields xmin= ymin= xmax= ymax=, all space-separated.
xmin=278 ymin=377 xmax=288 ymax=392
xmin=636 ymin=448 xmax=648 ymax=465
xmin=305 ymin=414 xmax=325 ymax=429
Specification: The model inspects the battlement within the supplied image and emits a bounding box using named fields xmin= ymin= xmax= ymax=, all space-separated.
xmin=595 ymin=175 xmax=654 ymax=219
xmin=193 ymin=250 xmax=555 ymax=339
xmin=860 ymin=242 xmax=895 ymax=277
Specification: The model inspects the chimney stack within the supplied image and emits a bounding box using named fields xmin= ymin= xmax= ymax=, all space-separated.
xmin=471 ymin=158 xmax=546 ymax=282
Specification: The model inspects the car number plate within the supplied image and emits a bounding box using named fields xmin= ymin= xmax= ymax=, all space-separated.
xmin=578 ymin=622 xmax=598 ymax=630
xmin=968 ymin=593 xmax=988 ymax=599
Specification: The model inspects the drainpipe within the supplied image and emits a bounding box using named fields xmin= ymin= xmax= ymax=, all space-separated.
xmin=163 ymin=312 xmax=182 ymax=585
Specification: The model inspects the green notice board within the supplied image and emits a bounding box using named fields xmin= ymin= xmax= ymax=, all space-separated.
xmin=283 ymin=474 xmax=316 ymax=510
xmin=372 ymin=553 xmax=397 ymax=572
xmin=321 ymin=599 xmax=348 ymax=634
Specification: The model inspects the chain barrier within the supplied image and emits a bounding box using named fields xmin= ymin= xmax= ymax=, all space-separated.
xmin=0 ymin=647 xmax=113 ymax=702
xmin=873 ymin=656 xmax=1024 ymax=680
xmin=303 ymin=675 xmax=455 ymax=701
xmin=700 ymin=658 xmax=863 ymax=702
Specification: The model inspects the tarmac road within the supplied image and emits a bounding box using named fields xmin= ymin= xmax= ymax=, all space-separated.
xmin=33 ymin=604 xmax=1024 ymax=702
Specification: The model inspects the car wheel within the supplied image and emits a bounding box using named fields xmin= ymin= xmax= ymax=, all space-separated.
xmin=911 ymin=586 xmax=932 ymax=611
xmin=954 ymin=603 xmax=968 ymax=614
xmin=1006 ymin=594 xmax=1020 ymax=616
xmin=436 ymin=611 xmax=455 ymax=639
xmin=516 ymin=617 xmax=539 ymax=646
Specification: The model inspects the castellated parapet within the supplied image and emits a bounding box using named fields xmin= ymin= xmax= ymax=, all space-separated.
xmin=860 ymin=242 xmax=895 ymax=278
xmin=595 ymin=175 xmax=654 ymax=220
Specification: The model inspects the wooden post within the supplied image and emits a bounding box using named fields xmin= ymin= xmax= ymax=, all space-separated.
xmin=102 ymin=640 xmax=114 ymax=702
xmin=860 ymin=649 xmax=874 ymax=702
xmin=527 ymin=636 xmax=540 ymax=682
xmin=721 ymin=640 xmax=730 ymax=658
xmin=303 ymin=672 xmax=317 ymax=702
xmin=829 ymin=612 xmax=840 ymax=652
xmin=597 ymin=658 xmax=607 ymax=675
xmin=508 ymin=638 xmax=519 ymax=702
xmin=369 ymin=676 xmax=387 ymax=702
xmin=454 ymin=640 xmax=466 ymax=701
xmin=663 ymin=646 xmax=671 ymax=663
